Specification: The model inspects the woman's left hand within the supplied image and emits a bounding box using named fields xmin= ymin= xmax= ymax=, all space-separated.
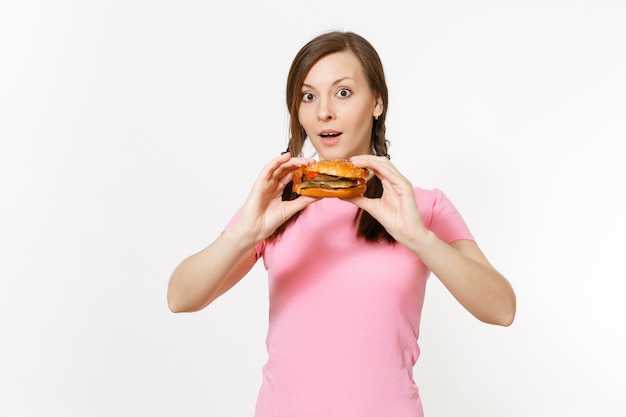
xmin=347 ymin=155 xmax=427 ymax=246
xmin=349 ymin=155 xmax=516 ymax=326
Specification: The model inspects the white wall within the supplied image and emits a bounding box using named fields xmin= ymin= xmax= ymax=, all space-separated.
xmin=1 ymin=0 xmax=624 ymax=416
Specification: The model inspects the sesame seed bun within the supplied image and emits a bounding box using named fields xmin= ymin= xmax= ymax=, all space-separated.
xmin=292 ymin=159 xmax=369 ymax=198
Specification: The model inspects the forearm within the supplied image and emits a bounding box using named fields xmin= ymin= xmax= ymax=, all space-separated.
xmin=167 ymin=227 xmax=258 ymax=313
xmin=166 ymin=153 xmax=318 ymax=313
xmin=405 ymin=230 xmax=516 ymax=326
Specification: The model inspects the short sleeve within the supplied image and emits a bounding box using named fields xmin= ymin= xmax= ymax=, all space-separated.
xmin=224 ymin=209 xmax=266 ymax=260
xmin=422 ymin=188 xmax=474 ymax=244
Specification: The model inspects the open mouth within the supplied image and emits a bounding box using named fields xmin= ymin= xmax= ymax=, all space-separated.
xmin=320 ymin=132 xmax=341 ymax=138
xmin=319 ymin=131 xmax=342 ymax=145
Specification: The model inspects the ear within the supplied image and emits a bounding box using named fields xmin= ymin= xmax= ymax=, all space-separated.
xmin=373 ymin=95 xmax=384 ymax=118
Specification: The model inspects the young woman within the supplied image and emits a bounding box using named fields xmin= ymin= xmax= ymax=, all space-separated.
xmin=167 ymin=30 xmax=516 ymax=417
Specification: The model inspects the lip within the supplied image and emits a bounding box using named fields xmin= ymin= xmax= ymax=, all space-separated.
xmin=318 ymin=130 xmax=342 ymax=146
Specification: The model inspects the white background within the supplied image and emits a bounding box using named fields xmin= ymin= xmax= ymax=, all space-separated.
xmin=1 ymin=0 xmax=625 ymax=416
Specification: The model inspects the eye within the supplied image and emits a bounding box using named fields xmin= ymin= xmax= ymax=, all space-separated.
xmin=336 ymin=88 xmax=352 ymax=98
xmin=302 ymin=92 xmax=315 ymax=102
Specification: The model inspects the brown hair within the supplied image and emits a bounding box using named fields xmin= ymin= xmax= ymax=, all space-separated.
xmin=269 ymin=30 xmax=394 ymax=243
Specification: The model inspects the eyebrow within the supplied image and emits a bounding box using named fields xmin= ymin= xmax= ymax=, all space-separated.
xmin=302 ymin=76 xmax=355 ymax=89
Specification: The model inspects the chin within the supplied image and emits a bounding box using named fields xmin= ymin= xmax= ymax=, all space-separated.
xmin=316 ymin=150 xmax=359 ymax=161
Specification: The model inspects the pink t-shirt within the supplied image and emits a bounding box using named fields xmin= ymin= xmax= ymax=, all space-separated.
xmin=235 ymin=188 xmax=473 ymax=417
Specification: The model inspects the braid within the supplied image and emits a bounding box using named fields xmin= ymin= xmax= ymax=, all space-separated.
xmin=353 ymin=118 xmax=395 ymax=243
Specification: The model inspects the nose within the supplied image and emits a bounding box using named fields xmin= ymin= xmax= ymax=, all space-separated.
xmin=317 ymin=98 xmax=334 ymax=121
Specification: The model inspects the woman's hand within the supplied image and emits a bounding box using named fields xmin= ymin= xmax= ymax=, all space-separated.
xmin=347 ymin=155 xmax=427 ymax=247
xmin=230 ymin=152 xmax=317 ymax=245
xmin=349 ymin=155 xmax=516 ymax=326
xmin=168 ymin=152 xmax=316 ymax=313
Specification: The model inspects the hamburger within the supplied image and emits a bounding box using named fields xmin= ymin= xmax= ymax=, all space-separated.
xmin=292 ymin=159 xmax=369 ymax=198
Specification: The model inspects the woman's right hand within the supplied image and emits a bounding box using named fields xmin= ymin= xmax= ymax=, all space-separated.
xmin=167 ymin=152 xmax=316 ymax=312
xmin=229 ymin=152 xmax=317 ymax=245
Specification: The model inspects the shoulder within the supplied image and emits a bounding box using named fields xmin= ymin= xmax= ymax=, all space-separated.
xmin=412 ymin=186 xmax=448 ymax=207
xmin=413 ymin=186 xmax=466 ymax=222
xmin=413 ymin=186 xmax=474 ymax=241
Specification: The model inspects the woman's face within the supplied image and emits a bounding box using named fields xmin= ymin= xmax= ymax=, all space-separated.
xmin=298 ymin=51 xmax=383 ymax=161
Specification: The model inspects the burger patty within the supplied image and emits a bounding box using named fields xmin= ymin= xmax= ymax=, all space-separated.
xmin=300 ymin=174 xmax=360 ymax=189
